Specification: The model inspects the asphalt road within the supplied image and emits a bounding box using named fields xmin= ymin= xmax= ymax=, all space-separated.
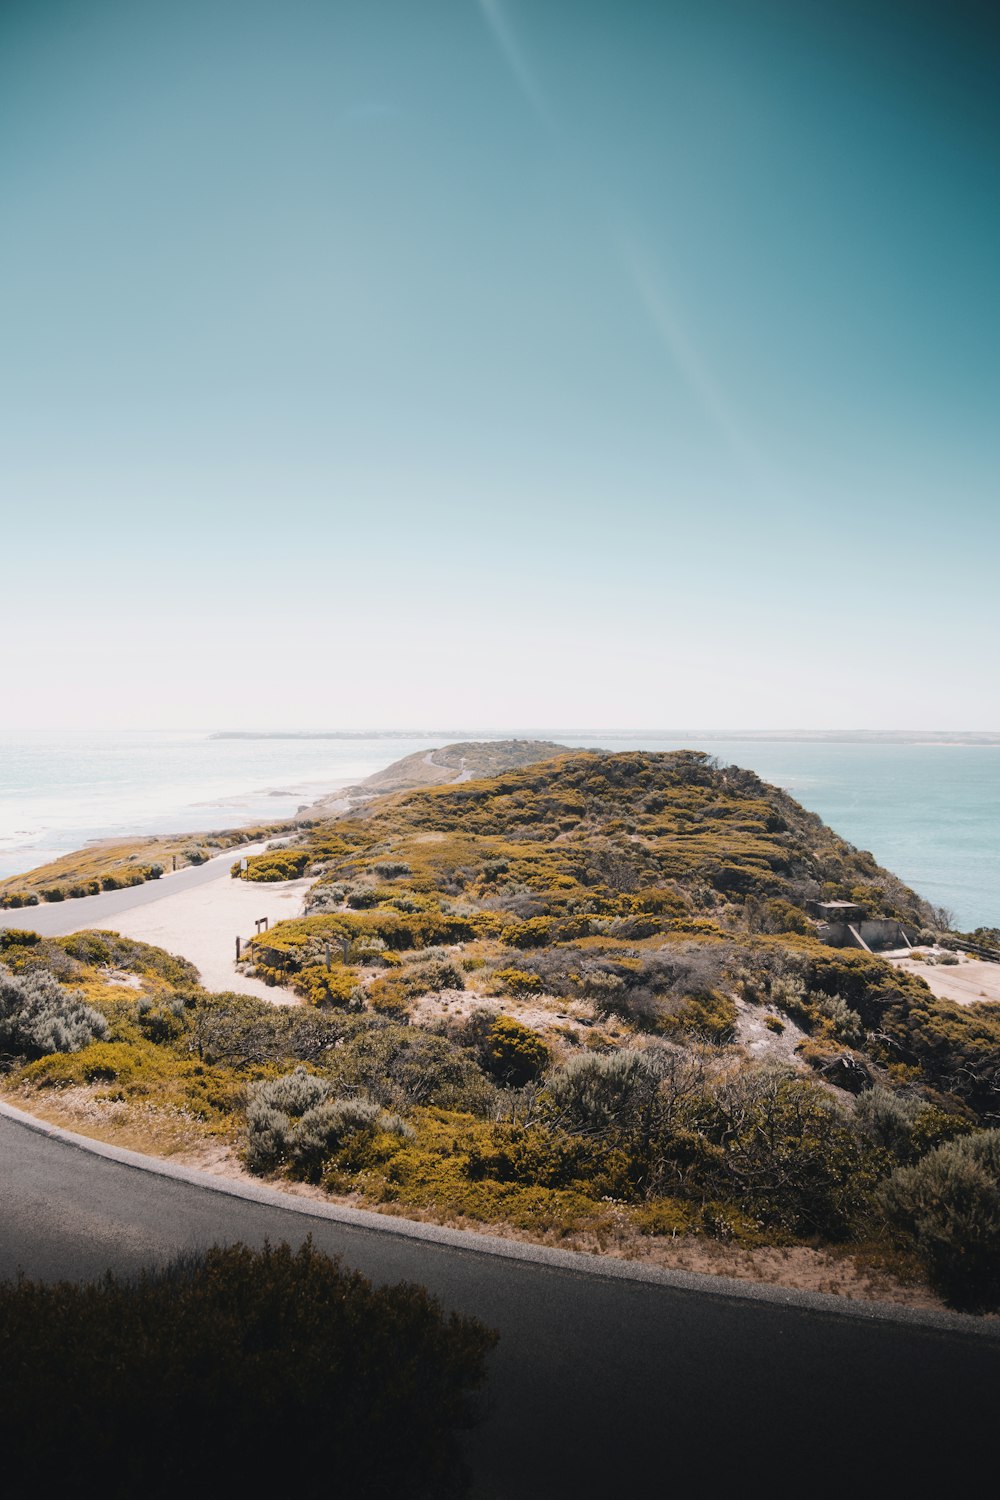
xmin=0 ymin=843 xmax=264 ymax=937
xmin=2 ymin=1109 xmax=997 ymax=1495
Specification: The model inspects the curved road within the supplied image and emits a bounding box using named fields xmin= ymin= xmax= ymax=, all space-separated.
xmin=0 ymin=842 xmax=268 ymax=937
xmin=2 ymin=1107 xmax=997 ymax=1495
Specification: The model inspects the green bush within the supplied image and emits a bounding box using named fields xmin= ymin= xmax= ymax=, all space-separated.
xmin=21 ymin=1041 xmax=162 ymax=1088
xmin=135 ymin=996 xmax=186 ymax=1043
xmin=328 ymin=1024 xmax=496 ymax=1116
xmin=483 ymin=1015 xmax=550 ymax=1086
xmin=0 ymin=1240 xmax=496 ymax=1496
xmin=292 ymin=964 xmax=361 ymax=1008
xmin=232 ymin=848 xmax=310 ymax=881
xmin=59 ymin=930 xmax=200 ymax=987
xmin=880 ymin=1129 xmax=1000 ymax=1307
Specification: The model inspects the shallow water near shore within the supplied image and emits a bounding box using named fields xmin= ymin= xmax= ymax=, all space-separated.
xmin=0 ymin=731 xmax=454 ymax=880
xmin=0 ymin=730 xmax=997 ymax=930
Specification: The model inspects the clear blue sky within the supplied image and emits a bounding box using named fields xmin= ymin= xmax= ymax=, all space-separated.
xmin=2 ymin=0 xmax=997 ymax=730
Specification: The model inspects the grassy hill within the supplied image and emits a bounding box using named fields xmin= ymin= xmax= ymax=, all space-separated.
xmin=4 ymin=748 xmax=999 ymax=1307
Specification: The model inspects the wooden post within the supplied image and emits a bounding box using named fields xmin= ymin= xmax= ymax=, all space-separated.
xmin=235 ymin=936 xmax=241 ymax=961
xmin=324 ymin=942 xmax=331 ymax=970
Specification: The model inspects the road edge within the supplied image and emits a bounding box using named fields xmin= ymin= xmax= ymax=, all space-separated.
xmin=3 ymin=1097 xmax=998 ymax=1339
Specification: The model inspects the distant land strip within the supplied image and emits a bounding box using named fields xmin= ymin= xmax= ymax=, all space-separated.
xmin=211 ymin=730 xmax=1000 ymax=745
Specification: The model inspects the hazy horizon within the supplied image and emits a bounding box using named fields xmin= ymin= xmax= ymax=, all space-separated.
xmin=3 ymin=1 xmax=997 ymax=731
xmin=1 ymin=717 xmax=1000 ymax=735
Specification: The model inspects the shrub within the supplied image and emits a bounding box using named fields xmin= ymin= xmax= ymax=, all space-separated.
xmin=0 ymin=1240 xmax=496 ymax=1496
xmin=289 ymin=1097 xmax=411 ymax=1177
xmin=811 ymin=992 xmax=866 ymax=1047
xmin=59 ymin=930 xmax=200 ymax=988
xmin=880 ymin=1129 xmax=1000 ymax=1307
xmin=0 ymin=929 xmax=41 ymax=949
xmin=327 ymin=1025 xmax=496 ymax=1116
xmin=136 ymin=995 xmax=186 ymax=1043
xmin=403 ymin=952 xmax=466 ymax=996
xmin=679 ymin=1067 xmax=878 ymax=1238
xmin=232 ymin=849 xmax=310 ymax=881
xmin=292 ymin=964 xmax=361 ymax=1008
xmin=797 ymin=1039 xmax=874 ymax=1095
xmin=483 ymin=1016 xmax=550 ymax=1087
xmin=245 ymin=1068 xmax=411 ymax=1178
xmin=852 ymin=1086 xmax=970 ymax=1161
xmin=493 ymin=967 xmax=543 ymax=997
xmin=466 ymin=1121 xmax=615 ymax=1193
xmin=251 ymin=1065 xmax=330 ymax=1118
xmin=21 ymin=1041 xmax=160 ymax=1088
xmin=0 ymin=965 xmax=107 ymax=1058
xmin=546 ymin=1050 xmax=658 ymax=1135
xmin=660 ymin=991 xmax=737 ymax=1044
xmin=855 ymin=1086 xmax=922 ymax=1159
xmin=305 ymin=883 xmax=347 ymax=913
xmin=367 ymin=952 xmax=467 ymax=1015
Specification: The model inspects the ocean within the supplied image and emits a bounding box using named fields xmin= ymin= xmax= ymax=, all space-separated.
xmin=0 ymin=731 xmax=997 ymax=931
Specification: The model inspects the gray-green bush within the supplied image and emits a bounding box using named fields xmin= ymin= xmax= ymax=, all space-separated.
xmin=546 ymin=1049 xmax=659 ymax=1135
xmin=880 ymin=1128 xmax=1000 ymax=1306
xmin=245 ymin=1067 xmax=410 ymax=1177
xmin=0 ymin=964 xmax=107 ymax=1058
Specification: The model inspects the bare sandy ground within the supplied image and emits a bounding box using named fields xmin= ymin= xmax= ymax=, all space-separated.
xmin=103 ymin=868 xmax=311 ymax=1002
xmin=886 ymin=949 xmax=1000 ymax=1006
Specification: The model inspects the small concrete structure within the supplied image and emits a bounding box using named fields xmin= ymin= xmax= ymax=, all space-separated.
xmin=814 ymin=901 xmax=865 ymax=922
xmin=816 ymin=915 xmax=912 ymax=954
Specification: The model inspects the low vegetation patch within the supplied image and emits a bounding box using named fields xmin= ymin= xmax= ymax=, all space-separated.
xmin=0 ymin=821 xmax=309 ymax=907
xmin=0 ymin=1240 xmax=496 ymax=1497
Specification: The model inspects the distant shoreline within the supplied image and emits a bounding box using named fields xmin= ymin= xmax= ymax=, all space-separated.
xmin=212 ymin=729 xmax=1000 ymax=746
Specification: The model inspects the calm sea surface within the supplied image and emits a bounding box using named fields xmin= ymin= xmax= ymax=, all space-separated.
xmin=0 ymin=731 xmax=997 ymax=930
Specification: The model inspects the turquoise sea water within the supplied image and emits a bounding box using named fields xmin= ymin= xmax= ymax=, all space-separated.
xmin=0 ymin=732 xmax=996 ymax=930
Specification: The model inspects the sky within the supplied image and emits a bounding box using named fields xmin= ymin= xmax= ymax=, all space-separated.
xmin=1 ymin=0 xmax=998 ymax=731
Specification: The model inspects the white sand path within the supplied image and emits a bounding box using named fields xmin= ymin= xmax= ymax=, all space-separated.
xmin=0 ymin=841 xmax=311 ymax=1003
xmin=105 ymin=871 xmax=312 ymax=1003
